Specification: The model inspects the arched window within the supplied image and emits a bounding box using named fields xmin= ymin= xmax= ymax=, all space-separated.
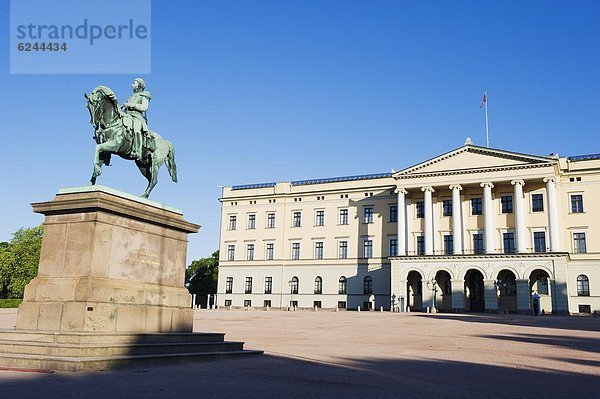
xmin=338 ymin=276 xmax=347 ymax=294
xmin=363 ymin=276 xmax=373 ymax=295
xmin=314 ymin=276 xmax=322 ymax=294
xmin=290 ymin=276 xmax=298 ymax=294
xmin=577 ymin=275 xmax=590 ymax=296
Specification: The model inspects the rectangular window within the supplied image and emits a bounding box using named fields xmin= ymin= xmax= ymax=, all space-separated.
xmin=339 ymin=241 xmax=348 ymax=259
xmin=264 ymin=300 xmax=272 ymax=308
xmin=363 ymin=207 xmax=374 ymax=224
xmin=228 ymin=215 xmax=237 ymax=230
xmin=534 ymin=232 xmax=546 ymax=253
xmin=264 ymin=277 xmax=272 ymax=294
xmin=227 ymin=244 xmax=235 ymax=261
xmin=244 ymin=277 xmax=252 ymax=294
xmin=532 ymin=193 xmax=544 ymax=212
xmin=363 ymin=239 xmax=373 ymax=258
xmin=292 ymin=242 xmax=301 ymax=260
xmin=313 ymin=301 xmax=322 ymax=309
xmin=293 ymin=211 xmax=302 ymax=227
xmin=246 ymin=244 xmax=255 ymax=261
xmin=339 ymin=209 xmax=349 ymax=225
xmin=501 ymin=195 xmax=513 ymax=214
xmin=337 ymin=301 xmax=347 ymax=309
xmin=389 ymin=239 xmax=398 ymax=257
xmin=579 ymin=304 xmax=591 ymax=314
xmin=416 ymin=235 xmax=425 ymax=256
xmin=389 ymin=205 xmax=398 ymax=222
xmin=244 ymin=299 xmax=251 ymax=308
xmin=503 ymin=232 xmax=515 ymax=254
xmin=416 ymin=201 xmax=424 ymax=218
xmin=247 ymin=214 xmax=256 ymax=229
xmin=574 ymin=233 xmax=587 ymax=253
xmin=225 ymin=277 xmax=233 ymax=294
xmin=224 ymin=299 xmax=232 ymax=307
xmin=443 ymin=199 xmax=452 ymax=217
xmin=265 ymin=243 xmax=274 ymax=260
xmin=444 ymin=234 xmax=454 ymax=255
xmin=315 ymin=241 xmax=324 ymax=259
xmin=571 ymin=194 xmax=584 ymax=213
xmin=316 ymin=210 xmax=325 ymax=226
xmin=267 ymin=212 xmax=276 ymax=228
xmin=473 ymin=233 xmax=484 ymax=254
xmin=471 ymin=198 xmax=482 ymax=215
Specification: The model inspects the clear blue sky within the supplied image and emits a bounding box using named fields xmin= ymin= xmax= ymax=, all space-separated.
xmin=1 ymin=1 xmax=599 ymax=261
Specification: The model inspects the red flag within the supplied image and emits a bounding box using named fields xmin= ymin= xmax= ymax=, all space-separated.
xmin=480 ymin=92 xmax=487 ymax=108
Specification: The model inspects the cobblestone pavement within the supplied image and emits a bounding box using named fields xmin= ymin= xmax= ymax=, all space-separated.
xmin=1 ymin=309 xmax=598 ymax=398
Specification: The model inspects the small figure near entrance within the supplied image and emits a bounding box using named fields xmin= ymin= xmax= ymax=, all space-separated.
xmin=369 ymin=294 xmax=375 ymax=311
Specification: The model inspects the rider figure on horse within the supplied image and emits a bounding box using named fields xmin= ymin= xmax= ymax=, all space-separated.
xmin=122 ymin=78 xmax=151 ymax=160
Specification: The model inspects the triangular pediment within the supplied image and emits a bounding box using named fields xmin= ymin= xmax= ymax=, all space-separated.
xmin=394 ymin=145 xmax=555 ymax=177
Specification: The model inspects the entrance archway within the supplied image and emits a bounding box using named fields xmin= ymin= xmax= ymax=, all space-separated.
xmin=435 ymin=270 xmax=452 ymax=311
xmin=406 ymin=271 xmax=423 ymax=311
xmin=465 ymin=269 xmax=484 ymax=312
xmin=497 ymin=269 xmax=517 ymax=313
xmin=529 ymin=269 xmax=552 ymax=313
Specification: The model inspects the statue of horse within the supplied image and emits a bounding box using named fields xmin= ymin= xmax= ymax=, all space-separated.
xmin=84 ymin=86 xmax=177 ymax=198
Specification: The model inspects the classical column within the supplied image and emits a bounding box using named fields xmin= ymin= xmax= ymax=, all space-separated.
xmin=422 ymin=186 xmax=435 ymax=255
xmin=480 ymin=182 xmax=496 ymax=253
xmin=395 ymin=188 xmax=408 ymax=256
xmin=511 ymin=179 xmax=527 ymax=253
xmin=544 ymin=177 xmax=561 ymax=252
xmin=449 ymin=184 xmax=463 ymax=254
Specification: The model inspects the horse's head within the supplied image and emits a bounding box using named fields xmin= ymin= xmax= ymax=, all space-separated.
xmin=85 ymin=86 xmax=120 ymax=130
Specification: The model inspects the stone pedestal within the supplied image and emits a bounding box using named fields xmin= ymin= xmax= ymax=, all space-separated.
xmin=16 ymin=186 xmax=200 ymax=333
xmin=1 ymin=186 xmax=262 ymax=370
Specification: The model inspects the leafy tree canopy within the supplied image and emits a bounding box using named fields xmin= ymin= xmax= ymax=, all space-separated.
xmin=185 ymin=250 xmax=219 ymax=295
xmin=0 ymin=226 xmax=43 ymax=299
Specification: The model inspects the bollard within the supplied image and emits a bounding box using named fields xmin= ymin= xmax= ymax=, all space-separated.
xmin=314 ymin=306 xmax=318 ymax=312
xmin=357 ymin=306 xmax=361 ymax=312
xmin=380 ymin=306 xmax=383 ymax=312
xmin=426 ymin=306 xmax=430 ymax=313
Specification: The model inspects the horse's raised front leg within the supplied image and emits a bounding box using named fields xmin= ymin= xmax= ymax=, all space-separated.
xmin=90 ymin=141 xmax=120 ymax=185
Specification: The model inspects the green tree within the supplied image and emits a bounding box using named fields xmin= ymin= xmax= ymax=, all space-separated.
xmin=185 ymin=250 xmax=219 ymax=298
xmin=0 ymin=226 xmax=43 ymax=299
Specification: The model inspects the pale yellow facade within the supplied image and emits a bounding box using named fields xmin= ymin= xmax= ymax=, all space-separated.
xmin=217 ymin=143 xmax=600 ymax=314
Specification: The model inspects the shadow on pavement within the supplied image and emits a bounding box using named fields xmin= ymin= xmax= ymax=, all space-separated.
xmin=483 ymin=333 xmax=600 ymax=354
xmin=0 ymin=353 xmax=597 ymax=399
xmin=413 ymin=313 xmax=600 ymax=332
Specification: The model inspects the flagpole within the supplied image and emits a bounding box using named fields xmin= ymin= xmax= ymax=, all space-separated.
xmin=484 ymin=90 xmax=490 ymax=148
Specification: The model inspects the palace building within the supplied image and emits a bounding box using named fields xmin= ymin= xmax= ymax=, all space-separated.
xmin=216 ymin=141 xmax=600 ymax=314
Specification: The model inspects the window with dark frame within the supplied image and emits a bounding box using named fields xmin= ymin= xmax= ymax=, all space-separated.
xmin=244 ymin=277 xmax=252 ymax=294
xmin=503 ymin=232 xmax=515 ymax=254
xmin=571 ymin=194 xmax=584 ymax=213
xmin=339 ymin=208 xmax=349 ymax=225
xmin=292 ymin=242 xmax=301 ymax=260
xmin=246 ymin=244 xmax=255 ymax=261
xmin=247 ymin=214 xmax=256 ymax=229
xmin=363 ymin=239 xmax=373 ymax=258
xmin=263 ymin=300 xmax=271 ymax=308
xmin=225 ymin=277 xmax=233 ymax=294
xmin=314 ymin=276 xmax=322 ymax=294
xmin=315 ymin=242 xmax=324 ymax=259
xmin=224 ymin=299 xmax=232 ymax=307
xmin=442 ymin=199 xmax=452 ymax=217
xmin=534 ymin=232 xmax=546 ymax=253
xmin=363 ymin=207 xmax=374 ymax=224
xmin=290 ymin=276 xmax=298 ymax=294
xmin=292 ymin=211 xmax=302 ymax=227
xmin=228 ymin=215 xmax=237 ymax=230
xmin=339 ymin=241 xmax=348 ymax=259
xmin=532 ymin=193 xmax=544 ymax=212
xmin=227 ymin=244 xmax=235 ymax=261
xmin=313 ymin=301 xmax=322 ymax=309
xmin=501 ymin=195 xmax=513 ymax=214
xmin=577 ymin=275 xmax=590 ymax=296
xmin=266 ymin=243 xmax=274 ymax=260
xmin=267 ymin=212 xmax=276 ymax=228
xmin=473 ymin=233 xmax=484 ymax=254
xmin=417 ymin=235 xmax=425 ymax=256
xmin=244 ymin=299 xmax=251 ymax=308
xmin=389 ymin=205 xmax=398 ymax=222
xmin=316 ymin=210 xmax=325 ymax=226
xmin=363 ymin=276 xmax=373 ymax=295
xmin=389 ymin=239 xmax=398 ymax=257
xmin=416 ymin=201 xmax=425 ymax=218
xmin=574 ymin=232 xmax=587 ymax=253
xmin=264 ymin=277 xmax=272 ymax=294
xmin=338 ymin=276 xmax=347 ymax=294
xmin=444 ymin=234 xmax=454 ymax=255
xmin=471 ymin=198 xmax=482 ymax=215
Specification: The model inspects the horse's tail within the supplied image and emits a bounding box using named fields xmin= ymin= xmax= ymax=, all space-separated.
xmin=166 ymin=142 xmax=178 ymax=183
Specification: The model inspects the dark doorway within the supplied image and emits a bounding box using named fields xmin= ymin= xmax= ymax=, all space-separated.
xmin=406 ymin=271 xmax=423 ymax=311
xmin=465 ymin=269 xmax=484 ymax=312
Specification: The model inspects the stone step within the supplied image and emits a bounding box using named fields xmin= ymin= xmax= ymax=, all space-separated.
xmin=0 ymin=330 xmax=226 ymax=345
xmin=0 ymin=340 xmax=245 ymax=357
xmin=0 ymin=349 xmax=263 ymax=372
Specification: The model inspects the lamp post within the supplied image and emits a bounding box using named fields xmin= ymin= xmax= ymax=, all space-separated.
xmin=426 ymin=278 xmax=438 ymax=313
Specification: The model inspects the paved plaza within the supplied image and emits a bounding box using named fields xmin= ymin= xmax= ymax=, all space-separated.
xmin=0 ymin=308 xmax=598 ymax=398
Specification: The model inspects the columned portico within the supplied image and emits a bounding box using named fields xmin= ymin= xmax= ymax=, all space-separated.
xmin=449 ymin=184 xmax=463 ymax=254
xmin=511 ymin=179 xmax=527 ymax=253
xmin=422 ymin=186 xmax=434 ymax=255
xmin=395 ymin=188 xmax=408 ymax=256
xmin=544 ymin=177 xmax=561 ymax=252
xmin=481 ymin=182 xmax=496 ymax=253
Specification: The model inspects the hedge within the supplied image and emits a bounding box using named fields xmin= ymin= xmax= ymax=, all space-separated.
xmin=0 ymin=299 xmax=23 ymax=308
